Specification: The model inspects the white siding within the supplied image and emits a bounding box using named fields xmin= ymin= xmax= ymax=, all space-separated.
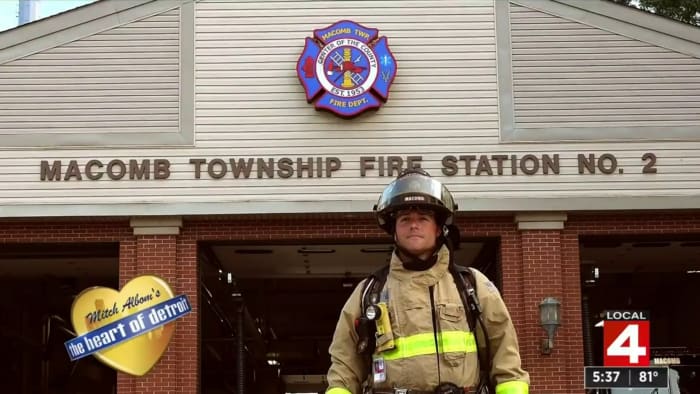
xmin=509 ymin=4 xmax=700 ymax=128
xmin=195 ymin=0 xmax=497 ymax=140
xmin=0 ymin=9 xmax=180 ymax=135
xmin=1 ymin=0 xmax=700 ymax=216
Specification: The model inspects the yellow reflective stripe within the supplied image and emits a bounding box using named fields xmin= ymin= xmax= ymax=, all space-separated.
xmin=382 ymin=330 xmax=476 ymax=361
xmin=326 ymin=387 xmax=352 ymax=394
xmin=495 ymin=380 xmax=529 ymax=394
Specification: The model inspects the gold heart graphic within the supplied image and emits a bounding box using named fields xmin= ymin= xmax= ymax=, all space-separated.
xmin=70 ymin=275 xmax=177 ymax=376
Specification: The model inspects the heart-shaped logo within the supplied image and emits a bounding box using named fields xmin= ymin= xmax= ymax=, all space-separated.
xmin=70 ymin=275 xmax=179 ymax=376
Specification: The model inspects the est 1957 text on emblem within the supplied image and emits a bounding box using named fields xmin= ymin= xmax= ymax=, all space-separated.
xmin=297 ymin=20 xmax=398 ymax=118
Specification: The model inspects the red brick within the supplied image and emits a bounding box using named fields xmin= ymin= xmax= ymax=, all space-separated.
xmin=4 ymin=212 xmax=698 ymax=393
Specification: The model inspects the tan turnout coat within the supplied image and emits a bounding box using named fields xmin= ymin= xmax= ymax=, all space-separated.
xmin=326 ymin=245 xmax=529 ymax=393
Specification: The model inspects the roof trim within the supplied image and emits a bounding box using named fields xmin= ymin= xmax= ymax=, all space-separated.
xmin=0 ymin=0 xmax=195 ymax=148
xmin=0 ymin=0 xmax=191 ymax=64
xmin=500 ymin=0 xmax=700 ymax=143
xmin=2 ymin=196 xmax=700 ymax=218
xmin=554 ymin=0 xmax=700 ymax=44
xmin=1 ymin=0 xmax=149 ymax=49
xmin=512 ymin=0 xmax=700 ymax=58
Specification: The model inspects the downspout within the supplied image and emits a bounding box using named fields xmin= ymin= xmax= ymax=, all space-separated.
xmin=581 ymin=294 xmax=595 ymax=366
xmin=236 ymin=294 xmax=245 ymax=394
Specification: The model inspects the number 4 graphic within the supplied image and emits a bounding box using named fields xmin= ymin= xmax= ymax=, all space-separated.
xmin=604 ymin=321 xmax=650 ymax=366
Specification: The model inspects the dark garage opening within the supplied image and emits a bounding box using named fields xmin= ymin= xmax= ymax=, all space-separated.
xmin=199 ymin=238 xmax=501 ymax=394
xmin=580 ymin=235 xmax=700 ymax=393
xmin=0 ymin=242 xmax=119 ymax=394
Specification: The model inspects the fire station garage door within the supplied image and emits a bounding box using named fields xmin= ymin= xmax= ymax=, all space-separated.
xmin=200 ymin=240 xmax=496 ymax=394
xmin=0 ymin=243 xmax=118 ymax=394
xmin=580 ymin=235 xmax=700 ymax=394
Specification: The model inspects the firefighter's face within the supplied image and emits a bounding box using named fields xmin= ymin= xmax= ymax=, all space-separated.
xmin=394 ymin=208 xmax=441 ymax=259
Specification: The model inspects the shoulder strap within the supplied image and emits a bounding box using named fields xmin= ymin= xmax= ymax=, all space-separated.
xmin=451 ymin=264 xmax=493 ymax=393
xmin=360 ymin=264 xmax=390 ymax=312
xmin=450 ymin=264 xmax=480 ymax=331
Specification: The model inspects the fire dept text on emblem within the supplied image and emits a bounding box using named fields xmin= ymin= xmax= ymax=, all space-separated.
xmin=297 ymin=20 xmax=398 ymax=118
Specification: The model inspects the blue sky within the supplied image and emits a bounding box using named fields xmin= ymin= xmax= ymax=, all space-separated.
xmin=0 ymin=0 xmax=96 ymax=32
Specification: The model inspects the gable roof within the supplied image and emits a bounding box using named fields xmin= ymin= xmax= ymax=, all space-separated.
xmin=0 ymin=0 xmax=189 ymax=63
xmin=1 ymin=0 xmax=697 ymax=62
xmin=1 ymin=0 xmax=100 ymax=35
xmin=547 ymin=0 xmax=700 ymax=55
xmin=560 ymin=0 xmax=699 ymax=35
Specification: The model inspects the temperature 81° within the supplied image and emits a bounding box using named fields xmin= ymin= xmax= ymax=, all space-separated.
xmin=632 ymin=367 xmax=668 ymax=388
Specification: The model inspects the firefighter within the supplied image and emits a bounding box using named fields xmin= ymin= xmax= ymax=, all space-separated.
xmin=325 ymin=169 xmax=530 ymax=394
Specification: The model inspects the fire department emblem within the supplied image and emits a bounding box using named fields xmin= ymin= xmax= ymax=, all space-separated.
xmin=297 ymin=20 xmax=397 ymax=118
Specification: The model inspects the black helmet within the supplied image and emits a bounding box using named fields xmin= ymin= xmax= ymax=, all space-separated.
xmin=374 ymin=168 xmax=457 ymax=234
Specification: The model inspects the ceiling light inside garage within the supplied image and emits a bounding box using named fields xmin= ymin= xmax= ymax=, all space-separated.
xmin=297 ymin=247 xmax=335 ymax=254
xmin=235 ymin=249 xmax=273 ymax=254
xmin=360 ymin=246 xmax=393 ymax=253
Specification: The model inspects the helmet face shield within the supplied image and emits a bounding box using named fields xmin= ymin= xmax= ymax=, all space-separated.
xmin=376 ymin=175 xmax=449 ymax=213
xmin=374 ymin=171 xmax=456 ymax=233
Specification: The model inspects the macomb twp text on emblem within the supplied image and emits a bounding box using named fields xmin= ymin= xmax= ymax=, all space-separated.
xmin=297 ymin=20 xmax=398 ymax=118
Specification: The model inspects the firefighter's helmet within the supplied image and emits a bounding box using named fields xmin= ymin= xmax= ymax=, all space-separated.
xmin=374 ymin=168 xmax=457 ymax=234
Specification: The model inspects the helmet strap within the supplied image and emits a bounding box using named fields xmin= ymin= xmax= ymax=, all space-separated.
xmin=394 ymin=239 xmax=443 ymax=271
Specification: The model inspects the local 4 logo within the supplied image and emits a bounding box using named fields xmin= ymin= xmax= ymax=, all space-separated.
xmin=603 ymin=310 xmax=650 ymax=367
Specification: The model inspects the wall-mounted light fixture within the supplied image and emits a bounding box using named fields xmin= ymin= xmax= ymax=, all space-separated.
xmin=539 ymin=297 xmax=561 ymax=355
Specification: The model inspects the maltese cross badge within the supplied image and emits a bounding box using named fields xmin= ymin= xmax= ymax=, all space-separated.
xmin=296 ymin=20 xmax=398 ymax=118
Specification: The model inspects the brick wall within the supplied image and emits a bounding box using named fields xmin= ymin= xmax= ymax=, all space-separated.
xmin=0 ymin=220 xmax=199 ymax=394
xmin=512 ymin=228 xmax=586 ymax=393
xmin=561 ymin=231 xmax=584 ymax=392
xmin=3 ymin=211 xmax=700 ymax=393
xmin=567 ymin=212 xmax=700 ymax=235
xmin=562 ymin=212 xmax=700 ymax=393
xmin=118 ymin=235 xmax=192 ymax=394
